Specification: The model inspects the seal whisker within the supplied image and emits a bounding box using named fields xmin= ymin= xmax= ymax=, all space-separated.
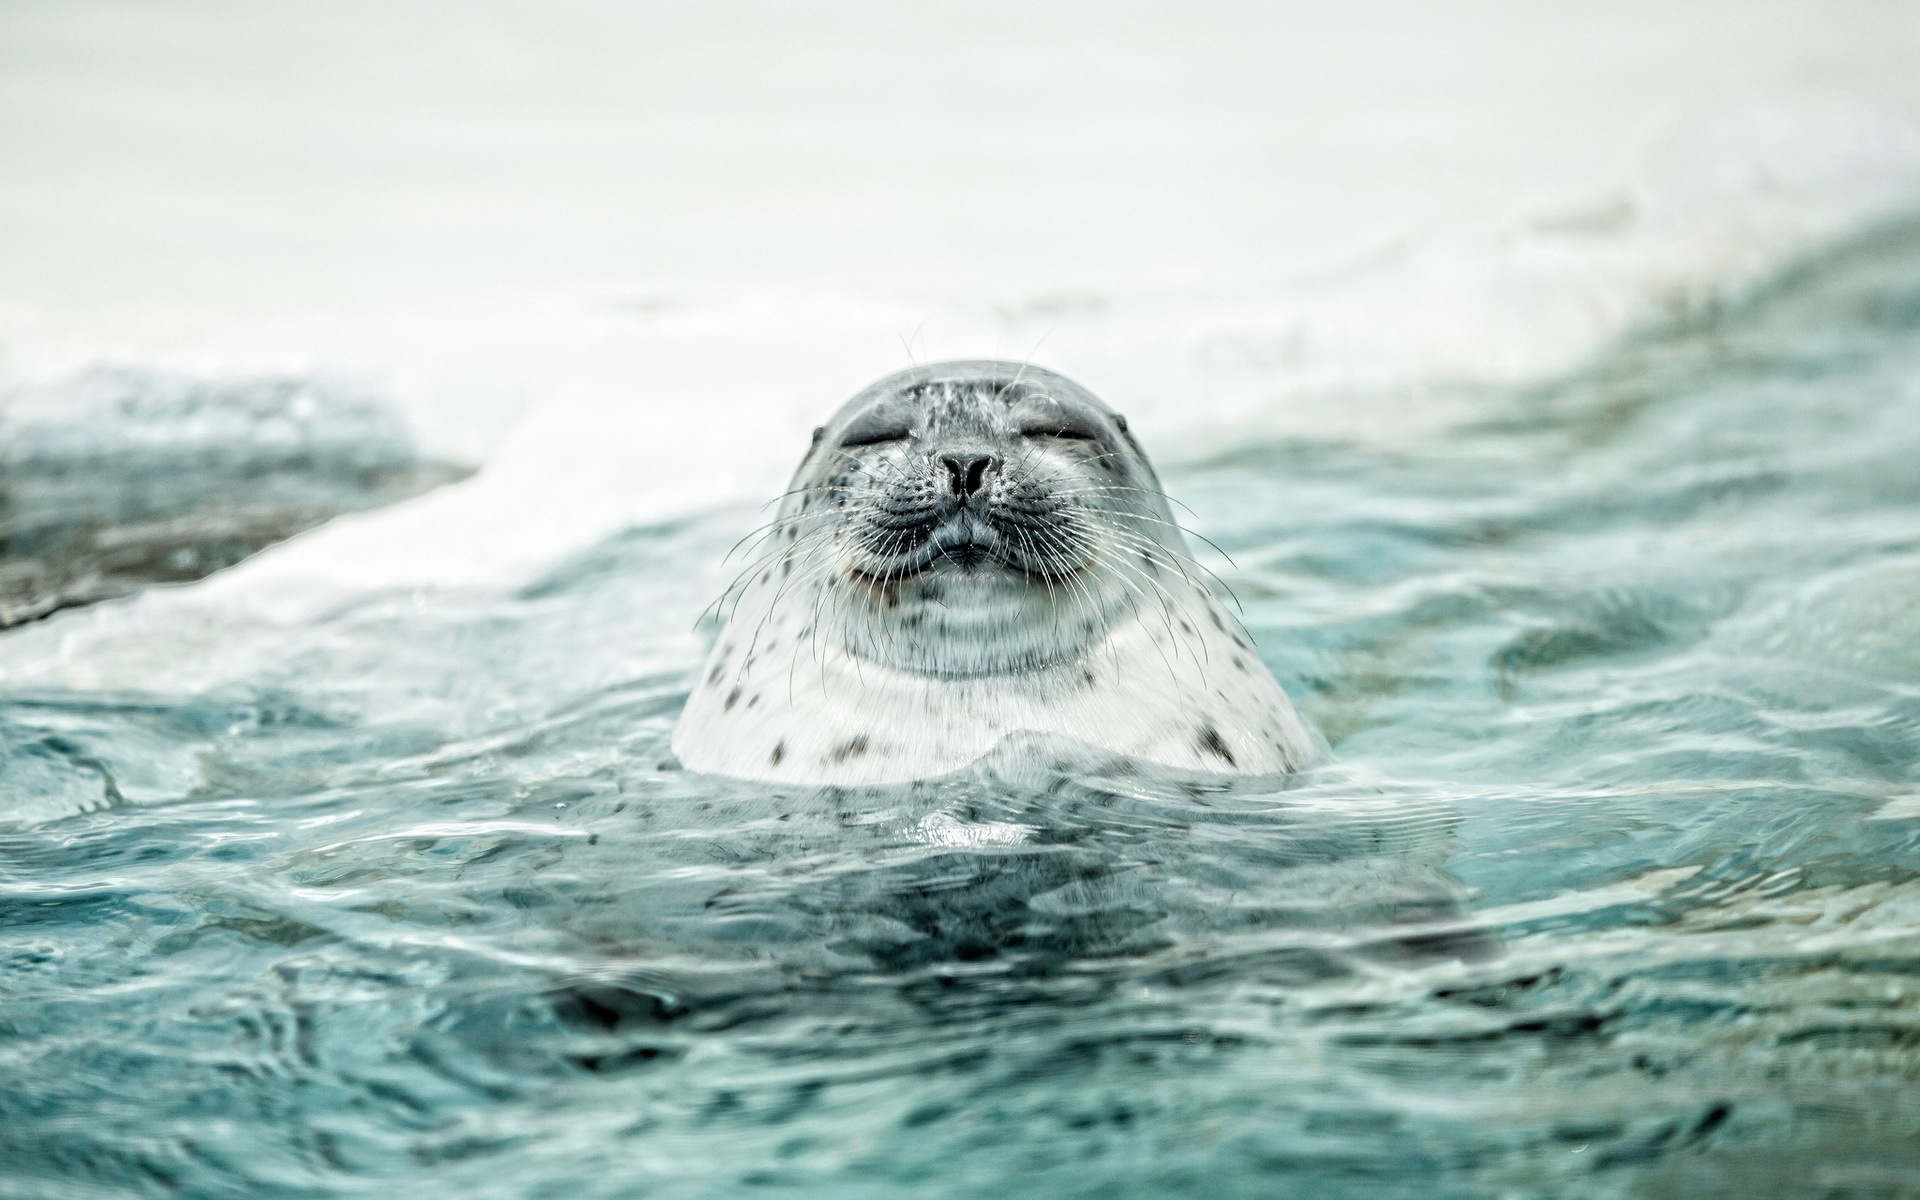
xmin=1012 ymin=438 xmax=1191 ymax=656
xmin=764 ymin=480 xmax=888 ymax=506
xmin=700 ymin=515 xmax=845 ymax=623
xmin=1024 ymin=515 xmax=1125 ymax=669
xmin=722 ymin=507 xmax=858 ymax=567
xmin=1077 ymin=534 xmax=1199 ymax=675
xmin=1047 ymin=493 xmax=1245 ymax=611
xmin=1051 ymin=478 xmax=1201 ymax=524
xmin=1078 ymin=512 xmax=1225 ymax=610
xmin=1051 ymin=482 xmax=1243 ymax=570
xmin=698 ymin=533 xmax=833 ymax=636
xmin=784 ymin=543 xmax=859 ymax=705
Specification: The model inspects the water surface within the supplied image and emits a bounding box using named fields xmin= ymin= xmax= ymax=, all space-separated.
xmin=4 ymin=220 xmax=1920 ymax=1199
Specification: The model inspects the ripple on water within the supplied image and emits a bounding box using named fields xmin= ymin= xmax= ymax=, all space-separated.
xmin=4 ymin=221 xmax=1920 ymax=1197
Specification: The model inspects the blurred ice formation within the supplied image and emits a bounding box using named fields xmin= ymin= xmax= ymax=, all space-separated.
xmin=0 ymin=368 xmax=464 ymax=625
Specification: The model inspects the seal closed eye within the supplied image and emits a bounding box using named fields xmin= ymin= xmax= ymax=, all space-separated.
xmin=672 ymin=360 xmax=1322 ymax=785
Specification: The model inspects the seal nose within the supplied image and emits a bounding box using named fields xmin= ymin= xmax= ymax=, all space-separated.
xmin=939 ymin=453 xmax=998 ymax=501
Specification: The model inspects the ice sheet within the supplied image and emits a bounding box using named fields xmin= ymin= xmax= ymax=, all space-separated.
xmin=3 ymin=0 xmax=1919 ymax=612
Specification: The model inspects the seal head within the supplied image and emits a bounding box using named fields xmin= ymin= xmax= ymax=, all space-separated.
xmin=673 ymin=360 xmax=1320 ymax=784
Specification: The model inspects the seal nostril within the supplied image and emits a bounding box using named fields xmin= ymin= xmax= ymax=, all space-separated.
xmin=940 ymin=454 xmax=998 ymax=500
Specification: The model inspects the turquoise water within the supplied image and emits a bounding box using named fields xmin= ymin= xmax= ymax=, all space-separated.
xmin=5 ymin=219 xmax=1920 ymax=1199
xmin=0 ymin=369 xmax=462 ymax=626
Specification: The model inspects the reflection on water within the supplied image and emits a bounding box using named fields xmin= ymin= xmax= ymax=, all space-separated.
xmin=4 ymin=220 xmax=1920 ymax=1198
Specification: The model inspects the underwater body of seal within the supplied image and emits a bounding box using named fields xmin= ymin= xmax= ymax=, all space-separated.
xmin=5 ymin=220 xmax=1920 ymax=1200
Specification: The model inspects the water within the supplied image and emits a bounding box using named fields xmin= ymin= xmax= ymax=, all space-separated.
xmin=0 ymin=368 xmax=464 ymax=627
xmin=3 ymin=217 xmax=1920 ymax=1199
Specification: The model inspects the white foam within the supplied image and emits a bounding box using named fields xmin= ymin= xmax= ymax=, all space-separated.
xmin=2 ymin=2 xmax=1919 ymax=629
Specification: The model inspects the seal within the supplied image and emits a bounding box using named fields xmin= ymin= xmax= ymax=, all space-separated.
xmin=672 ymin=360 xmax=1321 ymax=785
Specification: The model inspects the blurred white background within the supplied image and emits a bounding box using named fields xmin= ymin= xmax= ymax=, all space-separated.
xmin=3 ymin=0 xmax=1919 ymax=598
xmin=6 ymin=0 xmax=1919 ymax=309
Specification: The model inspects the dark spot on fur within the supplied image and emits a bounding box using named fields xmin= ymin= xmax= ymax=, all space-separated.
xmin=1083 ymin=671 xmax=1097 ymax=687
xmin=747 ymin=693 xmax=760 ymax=708
xmin=706 ymin=664 xmax=725 ymax=685
xmin=1196 ymin=725 xmax=1236 ymax=766
xmin=770 ymin=741 xmax=786 ymax=766
xmin=829 ymin=735 xmax=870 ymax=763
xmin=1179 ymin=620 xmax=1193 ymax=634
xmin=1208 ymin=610 xmax=1226 ymax=632
xmin=759 ymin=570 xmax=770 ymax=584
xmin=725 ymin=687 xmax=742 ymax=711
xmin=1232 ymin=655 xmax=1248 ymax=673
xmin=811 ymin=426 xmax=825 ymax=445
